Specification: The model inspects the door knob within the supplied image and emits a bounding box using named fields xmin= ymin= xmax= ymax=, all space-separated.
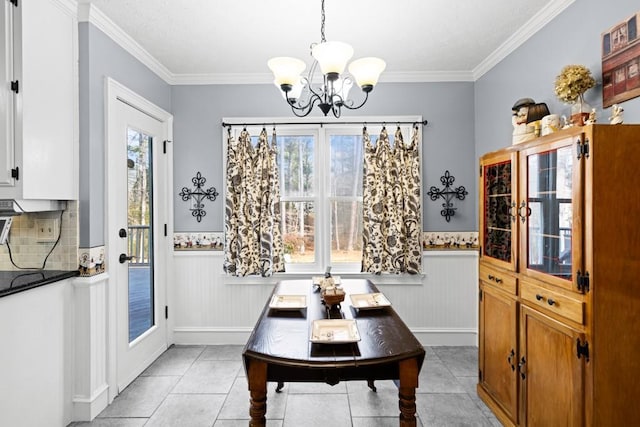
xmin=119 ymin=253 xmax=134 ymax=264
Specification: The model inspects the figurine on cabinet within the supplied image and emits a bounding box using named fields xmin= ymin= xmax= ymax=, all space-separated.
xmin=585 ymin=108 xmax=597 ymax=125
xmin=511 ymin=98 xmax=536 ymax=144
xmin=609 ymin=104 xmax=624 ymax=124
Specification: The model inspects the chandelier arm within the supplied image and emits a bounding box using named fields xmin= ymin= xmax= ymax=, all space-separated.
xmin=339 ymin=90 xmax=370 ymax=110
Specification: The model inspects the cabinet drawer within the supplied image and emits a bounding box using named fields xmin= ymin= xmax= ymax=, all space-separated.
xmin=521 ymin=281 xmax=584 ymax=325
xmin=479 ymin=264 xmax=516 ymax=295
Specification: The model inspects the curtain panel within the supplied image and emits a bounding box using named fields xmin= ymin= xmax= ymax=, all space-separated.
xmin=362 ymin=126 xmax=422 ymax=274
xmin=224 ymin=128 xmax=284 ymax=276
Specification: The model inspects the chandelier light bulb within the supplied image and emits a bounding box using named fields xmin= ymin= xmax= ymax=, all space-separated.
xmin=348 ymin=57 xmax=386 ymax=91
xmin=311 ymin=41 xmax=354 ymax=78
xmin=267 ymin=57 xmax=307 ymax=90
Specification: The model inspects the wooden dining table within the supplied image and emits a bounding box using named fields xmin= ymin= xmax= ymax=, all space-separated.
xmin=242 ymin=278 xmax=426 ymax=426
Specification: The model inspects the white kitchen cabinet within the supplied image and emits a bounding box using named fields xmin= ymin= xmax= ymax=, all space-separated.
xmin=0 ymin=0 xmax=78 ymax=201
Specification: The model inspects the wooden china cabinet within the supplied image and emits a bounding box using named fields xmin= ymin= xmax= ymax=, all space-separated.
xmin=478 ymin=124 xmax=640 ymax=426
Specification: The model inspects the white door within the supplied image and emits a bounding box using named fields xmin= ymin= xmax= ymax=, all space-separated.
xmin=106 ymin=79 xmax=172 ymax=391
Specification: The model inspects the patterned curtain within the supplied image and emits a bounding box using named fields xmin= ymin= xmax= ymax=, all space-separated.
xmin=224 ymin=128 xmax=285 ymax=276
xmin=362 ymin=125 xmax=422 ymax=274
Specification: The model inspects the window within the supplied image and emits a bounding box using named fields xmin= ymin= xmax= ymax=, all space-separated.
xmin=227 ymin=118 xmax=420 ymax=274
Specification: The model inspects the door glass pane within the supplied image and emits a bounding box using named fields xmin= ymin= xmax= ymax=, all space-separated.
xmin=127 ymin=128 xmax=154 ymax=342
xmin=483 ymin=161 xmax=512 ymax=262
xmin=526 ymin=146 xmax=573 ymax=281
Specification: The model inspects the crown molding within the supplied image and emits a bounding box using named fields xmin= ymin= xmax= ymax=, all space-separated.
xmin=78 ymin=3 xmax=174 ymax=84
xmin=169 ymin=70 xmax=475 ymax=85
xmin=473 ymin=0 xmax=575 ymax=80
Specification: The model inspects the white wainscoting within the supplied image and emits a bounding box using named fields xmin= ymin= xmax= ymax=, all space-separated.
xmin=172 ymin=250 xmax=479 ymax=346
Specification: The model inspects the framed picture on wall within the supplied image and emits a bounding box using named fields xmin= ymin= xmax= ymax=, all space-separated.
xmin=601 ymin=11 xmax=640 ymax=108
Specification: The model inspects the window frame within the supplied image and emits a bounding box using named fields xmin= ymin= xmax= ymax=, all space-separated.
xmin=222 ymin=116 xmax=423 ymax=277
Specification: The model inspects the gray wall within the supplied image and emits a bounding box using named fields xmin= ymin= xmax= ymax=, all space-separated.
xmin=172 ymin=82 xmax=477 ymax=233
xmin=78 ymin=23 xmax=172 ymax=247
xmin=475 ymin=0 xmax=640 ymax=158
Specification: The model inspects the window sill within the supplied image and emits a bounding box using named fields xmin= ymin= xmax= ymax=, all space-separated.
xmin=220 ymin=271 xmax=426 ymax=286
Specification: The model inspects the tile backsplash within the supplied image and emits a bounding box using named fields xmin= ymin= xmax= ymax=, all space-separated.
xmin=0 ymin=201 xmax=79 ymax=270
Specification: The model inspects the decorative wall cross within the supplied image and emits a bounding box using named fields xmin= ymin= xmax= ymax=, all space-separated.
xmin=179 ymin=172 xmax=219 ymax=222
xmin=427 ymin=170 xmax=468 ymax=222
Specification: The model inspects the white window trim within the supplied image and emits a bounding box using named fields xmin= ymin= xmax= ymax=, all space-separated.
xmin=222 ymin=115 xmax=423 ymax=280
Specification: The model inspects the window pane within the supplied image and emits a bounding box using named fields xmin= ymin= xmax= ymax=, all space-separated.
xmin=330 ymin=134 xmax=363 ymax=197
xmin=282 ymin=201 xmax=315 ymax=263
xmin=277 ymin=135 xmax=314 ymax=197
xmin=330 ymin=200 xmax=363 ymax=263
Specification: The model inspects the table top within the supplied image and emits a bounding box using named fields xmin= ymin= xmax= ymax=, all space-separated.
xmin=243 ymin=279 xmax=425 ymax=369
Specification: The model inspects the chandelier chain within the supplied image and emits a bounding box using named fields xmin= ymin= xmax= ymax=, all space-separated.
xmin=320 ymin=0 xmax=326 ymax=42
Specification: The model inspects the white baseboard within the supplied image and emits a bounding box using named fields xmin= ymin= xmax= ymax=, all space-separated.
xmin=172 ymin=327 xmax=477 ymax=347
xmin=173 ymin=327 xmax=253 ymax=345
xmin=72 ymin=383 xmax=109 ymax=421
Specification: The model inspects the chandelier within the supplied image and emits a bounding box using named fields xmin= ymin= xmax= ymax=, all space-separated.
xmin=267 ymin=0 xmax=386 ymax=118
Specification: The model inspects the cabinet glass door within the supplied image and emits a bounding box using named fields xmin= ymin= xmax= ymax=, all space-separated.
xmin=520 ymin=138 xmax=582 ymax=290
xmin=481 ymin=153 xmax=517 ymax=271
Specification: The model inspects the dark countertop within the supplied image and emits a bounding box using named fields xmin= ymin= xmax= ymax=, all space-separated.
xmin=0 ymin=270 xmax=79 ymax=298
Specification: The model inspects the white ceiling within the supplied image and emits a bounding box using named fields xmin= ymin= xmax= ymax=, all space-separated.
xmin=80 ymin=0 xmax=574 ymax=85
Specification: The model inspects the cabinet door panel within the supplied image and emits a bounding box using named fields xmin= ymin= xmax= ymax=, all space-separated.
xmin=519 ymin=305 xmax=584 ymax=426
xmin=0 ymin=2 xmax=14 ymax=186
xmin=479 ymin=283 xmax=518 ymax=423
xmin=519 ymin=136 xmax=584 ymax=291
xmin=480 ymin=151 xmax=518 ymax=272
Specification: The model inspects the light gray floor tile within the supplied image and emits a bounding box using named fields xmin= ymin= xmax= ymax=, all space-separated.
xmin=416 ymin=393 xmax=494 ymax=427
xmin=217 ymin=376 xmax=287 ymax=420
xmin=432 ymin=346 xmax=478 ymax=377
xmin=173 ymin=360 xmax=241 ymax=394
xmin=69 ymin=420 xmax=148 ymax=427
xmin=97 ymin=376 xmax=180 ymax=418
xmin=199 ymin=345 xmax=244 ymax=361
xmin=283 ymin=394 xmax=352 ymax=427
xmin=418 ymin=357 xmax=466 ymax=393
xmin=145 ymin=393 xmax=226 ymax=427
xmin=214 ymin=420 xmax=283 ymax=427
xmin=141 ymin=345 xmax=205 ymax=376
xmin=352 ymin=417 xmax=424 ymax=427
xmin=347 ymin=380 xmax=400 ymax=417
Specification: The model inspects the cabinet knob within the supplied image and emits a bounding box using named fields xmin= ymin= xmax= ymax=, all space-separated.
xmin=535 ymin=294 xmax=544 ymax=301
xmin=547 ymin=299 xmax=556 ymax=306
xmin=518 ymin=356 xmax=527 ymax=380
xmin=507 ymin=349 xmax=516 ymax=371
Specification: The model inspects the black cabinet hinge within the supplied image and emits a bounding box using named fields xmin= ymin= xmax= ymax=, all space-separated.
xmin=165 ymin=305 xmax=168 ymax=319
xmin=164 ymin=223 xmax=167 ymax=236
xmin=479 ymin=164 xmax=483 ymax=177
xmin=10 ymin=80 xmax=19 ymax=93
xmin=11 ymin=167 xmax=19 ymax=180
xmin=577 ymin=270 xmax=590 ymax=293
xmin=577 ymin=137 xmax=590 ymax=160
xmin=163 ymin=140 xmax=171 ymax=154
xmin=9 ymin=0 xmax=18 ymax=7
xmin=577 ymin=339 xmax=590 ymax=362
xmin=479 ymin=289 xmax=483 ymax=301
xmin=479 ymin=369 xmax=483 ymax=381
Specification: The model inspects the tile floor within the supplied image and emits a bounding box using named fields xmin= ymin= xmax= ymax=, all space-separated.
xmin=69 ymin=345 xmax=501 ymax=427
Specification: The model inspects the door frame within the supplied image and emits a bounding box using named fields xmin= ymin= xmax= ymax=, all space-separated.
xmin=104 ymin=77 xmax=174 ymax=399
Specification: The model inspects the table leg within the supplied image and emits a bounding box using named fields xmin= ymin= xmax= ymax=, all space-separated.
xmin=246 ymin=359 xmax=268 ymax=426
xmin=398 ymin=357 xmax=419 ymax=427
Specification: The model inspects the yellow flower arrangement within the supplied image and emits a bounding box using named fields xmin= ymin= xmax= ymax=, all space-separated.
xmin=554 ymin=64 xmax=596 ymax=103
